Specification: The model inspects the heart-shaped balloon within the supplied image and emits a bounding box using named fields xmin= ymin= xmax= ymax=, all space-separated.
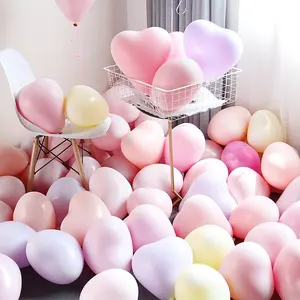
xmin=184 ymin=20 xmax=243 ymax=82
xmin=16 ymin=78 xmax=65 ymax=133
xmin=132 ymin=237 xmax=193 ymax=300
xmin=173 ymin=195 xmax=232 ymax=238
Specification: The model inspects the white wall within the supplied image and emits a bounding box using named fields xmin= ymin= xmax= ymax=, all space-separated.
xmin=0 ymin=0 xmax=128 ymax=144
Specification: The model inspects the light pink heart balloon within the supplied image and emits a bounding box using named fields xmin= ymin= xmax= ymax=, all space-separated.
xmin=164 ymin=124 xmax=205 ymax=173
xmin=111 ymin=27 xmax=172 ymax=88
xmin=168 ymin=32 xmax=186 ymax=60
xmin=125 ymin=204 xmax=175 ymax=252
xmin=55 ymin=0 xmax=95 ymax=23
xmin=0 ymin=176 xmax=25 ymax=209
xmin=279 ymin=202 xmax=300 ymax=238
xmin=219 ymin=242 xmax=274 ymax=300
xmin=16 ymin=79 xmax=65 ymax=134
xmin=173 ymin=195 xmax=232 ymax=238
xmin=151 ymin=58 xmax=203 ymax=112
xmin=227 ymin=167 xmax=270 ymax=203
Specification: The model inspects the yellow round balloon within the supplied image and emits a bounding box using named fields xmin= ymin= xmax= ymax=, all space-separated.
xmin=185 ymin=225 xmax=234 ymax=270
xmin=174 ymin=264 xmax=230 ymax=300
xmin=64 ymin=85 xmax=109 ymax=128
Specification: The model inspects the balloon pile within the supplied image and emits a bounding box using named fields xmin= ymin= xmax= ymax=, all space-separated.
xmin=2 ymin=88 xmax=300 ymax=300
xmin=111 ymin=20 xmax=243 ymax=112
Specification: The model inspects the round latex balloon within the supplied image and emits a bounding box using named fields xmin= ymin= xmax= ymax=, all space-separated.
xmin=126 ymin=188 xmax=172 ymax=217
xmin=0 ymin=201 xmax=13 ymax=222
xmin=13 ymin=192 xmax=56 ymax=231
xmin=0 ymin=176 xmax=25 ymax=208
xmin=221 ymin=141 xmax=261 ymax=173
xmin=89 ymin=167 xmax=132 ymax=218
xmin=79 ymin=269 xmax=139 ymax=300
xmin=227 ymin=167 xmax=270 ymax=203
xmin=151 ymin=58 xmax=203 ymax=112
xmin=134 ymin=112 xmax=168 ymax=136
xmin=121 ymin=120 xmax=165 ymax=169
xmin=83 ymin=216 xmax=133 ymax=274
xmin=164 ymin=124 xmax=205 ymax=172
xmin=245 ymin=222 xmax=297 ymax=265
xmin=132 ymin=237 xmax=193 ymax=300
xmin=0 ymin=254 xmax=22 ymax=300
xmin=0 ymin=221 xmax=35 ymax=268
xmin=247 ymin=110 xmax=285 ymax=153
xmin=132 ymin=164 xmax=183 ymax=199
xmin=47 ymin=137 xmax=74 ymax=162
xmin=46 ymin=178 xmax=85 ymax=227
xmin=182 ymin=158 xmax=228 ymax=197
xmin=174 ymin=264 xmax=230 ymax=300
xmin=64 ymin=85 xmax=109 ymax=128
xmin=229 ymin=196 xmax=279 ymax=239
xmin=125 ymin=204 xmax=175 ymax=252
xmin=60 ymin=191 xmax=111 ymax=245
xmin=279 ymin=202 xmax=300 ymax=238
xmin=26 ymin=229 xmax=84 ymax=284
xmin=16 ymin=78 xmax=65 ymax=133
xmin=207 ymin=106 xmax=251 ymax=146
xmin=168 ymin=31 xmax=186 ymax=60
xmin=219 ymin=242 xmax=274 ymax=300
xmin=173 ymin=195 xmax=232 ymax=238
xmin=201 ymin=140 xmax=223 ymax=160
xmin=91 ymin=114 xmax=130 ymax=151
xmin=185 ymin=225 xmax=234 ymax=269
xmin=274 ymin=240 xmax=300 ymax=300
xmin=261 ymin=142 xmax=300 ymax=190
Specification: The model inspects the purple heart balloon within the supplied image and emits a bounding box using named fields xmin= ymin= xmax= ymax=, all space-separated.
xmin=184 ymin=19 xmax=243 ymax=82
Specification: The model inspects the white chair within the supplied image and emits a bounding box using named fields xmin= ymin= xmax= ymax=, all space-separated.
xmin=0 ymin=48 xmax=111 ymax=191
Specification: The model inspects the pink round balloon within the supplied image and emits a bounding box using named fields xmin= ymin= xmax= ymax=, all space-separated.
xmin=102 ymin=152 xmax=140 ymax=184
xmin=92 ymin=147 xmax=110 ymax=164
xmin=221 ymin=141 xmax=261 ymax=174
xmin=0 ymin=254 xmax=22 ymax=300
xmin=133 ymin=164 xmax=183 ymax=199
xmin=274 ymin=240 xmax=300 ymax=300
xmin=173 ymin=195 xmax=232 ymax=238
xmin=33 ymin=158 xmax=68 ymax=194
xmin=279 ymin=202 xmax=300 ymax=238
xmin=168 ymin=32 xmax=186 ymax=60
xmin=83 ymin=216 xmax=133 ymax=274
xmin=201 ymin=140 xmax=223 ymax=160
xmin=134 ymin=112 xmax=168 ymax=136
xmin=126 ymin=188 xmax=172 ymax=217
xmin=91 ymin=114 xmax=130 ymax=151
xmin=79 ymin=269 xmax=139 ymax=300
xmin=47 ymin=137 xmax=74 ymax=162
xmin=0 ymin=176 xmax=25 ymax=208
xmin=0 ymin=201 xmax=13 ymax=222
xmin=245 ymin=222 xmax=297 ymax=266
xmin=219 ymin=242 xmax=274 ymax=300
xmin=89 ymin=167 xmax=132 ymax=218
xmin=182 ymin=158 xmax=228 ymax=197
xmin=121 ymin=120 xmax=165 ymax=169
xmin=16 ymin=78 xmax=65 ymax=134
xmin=262 ymin=142 xmax=300 ymax=190
xmin=227 ymin=167 xmax=270 ymax=203
xmin=164 ymin=124 xmax=205 ymax=172
xmin=229 ymin=196 xmax=279 ymax=239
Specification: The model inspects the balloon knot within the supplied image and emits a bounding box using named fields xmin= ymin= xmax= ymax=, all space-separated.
xmin=73 ymin=23 xmax=78 ymax=27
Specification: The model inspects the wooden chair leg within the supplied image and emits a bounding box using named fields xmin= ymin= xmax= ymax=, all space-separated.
xmin=27 ymin=137 xmax=39 ymax=192
xmin=72 ymin=139 xmax=89 ymax=190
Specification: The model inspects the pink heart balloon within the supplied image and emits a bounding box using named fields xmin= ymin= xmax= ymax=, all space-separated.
xmin=133 ymin=164 xmax=183 ymax=199
xmin=0 ymin=176 xmax=25 ymax=209
xmin=132 ymin=237 xmax=193 ymax=300
xmin=16 ymin=79 xmax=65 ymax=134
xmin=164 ymin=123 xmax=205 ymax=172
xmin=245 ymin=222 xmax=297 ymax=266
xmin=279 ymin=202 xmax=300 ymax=238
xmin=55 ymin=0 xmax=95 ymax=23
xmin=184 ymin=19 xmax=243 ymax=82
xmin=151 ymin=58 xmax=203 ymax=112
xmin=168 ymin=32 xmax=186 ymax=60
xmin=125 ymin=204 xmax=175 ymax=252
xmin=274 ymin=240 xmax=300 ymax=300
xmin=201 ymin=140 xmax=223 ymax=160
xmin=89 ymin=167 xmax=132 ymax=218
xmin=173 ymin=195 xmax=232 ymax=238
xmin=121 ymin=120 xmax=165 ymax=169
xmin=83 ymin=216 xmax=133 ymax=274
xmin=229 ymin=196 xmax=279 ymax=239
xmin=219 ymin=242 xmax=274 ymax=300
xmin=227 ymin=167 xmax=270 ymax=203
xmin=111 ymin=27 xmax=172 ymax=88
xmin=182 ymin=158 xmax=228 ymax=197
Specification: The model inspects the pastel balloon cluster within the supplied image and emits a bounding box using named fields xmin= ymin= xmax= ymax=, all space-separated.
xmin=111 ymin=20 xmax=243 ymax=112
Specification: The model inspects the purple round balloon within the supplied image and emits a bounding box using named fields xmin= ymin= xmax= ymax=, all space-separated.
xmin=184 ymin=19 xmax=243 ymax=82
